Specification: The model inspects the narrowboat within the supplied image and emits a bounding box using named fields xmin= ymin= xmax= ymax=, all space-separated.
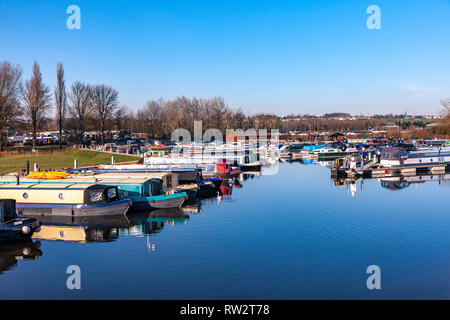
xmin=301 ymin=144 xmax=326 ymax=155
xmin=380 ymin=147 xmax=450 ymax=167
xmin=0 ymin=199 xmax=41 ymax=242
xmin=314 ymin=147 xmax=359 ymax=159
xmin=0 ymin=184 xmax=131 ymax=217
xmin=0 ymin=173 xmax=187 ymax=210
xmin=63 ymin=173 xmax=188 ymax=210
xmin=87 ymin=169 xmax=219 ymax=199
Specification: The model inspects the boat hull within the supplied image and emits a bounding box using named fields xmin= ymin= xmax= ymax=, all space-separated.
xmin=17 ymin=199 xmax=131 ymax=217
xmin=0 ymin=217 xmax=41 ymax=242
xmin=131 ymin=193 xmax=187 ymax=210
xmin=317 ymin=151 xmax=357 ymax=159
xmin=197 ymin=183 xmax=218 ymax=198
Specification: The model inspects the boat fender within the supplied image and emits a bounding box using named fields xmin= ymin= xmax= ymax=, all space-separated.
xmin=22 ymin=225 xmax=31 ymax=235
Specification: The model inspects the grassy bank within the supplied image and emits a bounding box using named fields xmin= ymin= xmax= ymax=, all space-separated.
xmin=0 ymin=149 xmax=140 ymax=175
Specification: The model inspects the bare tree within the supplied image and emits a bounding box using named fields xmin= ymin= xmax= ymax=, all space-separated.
xmin=137 ymin=100 xmax=163 ymax=137
xmin=23 ymin=61 xmax=51 ymax=149
xmin=68 ymin=81 xmax=91 ymax=145
xmin=90 ymin=84 xmax=119 ymax=144
xmin=0 ymin=61 xmax=23 ymax=151
xmin=440 ymin=99 xmax=450 ymax=129
xmin=115 ymin=105 xmax=135 ymax=131
xmin=440 ymin=99 xmax=450 ymax=113
xmin=54 ymin=62 xmax=67 ymax=149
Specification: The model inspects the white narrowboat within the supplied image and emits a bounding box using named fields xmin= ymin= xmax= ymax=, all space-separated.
xmin=0 ymin=184 xmax=131 ymax=217
xmin=380 ymin=147 xmax=450 ymax=167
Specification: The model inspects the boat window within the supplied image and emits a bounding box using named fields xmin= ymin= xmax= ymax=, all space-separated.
xmin=107 ymin=187 xmax=117 ymax=201
xmin=151 ymin=180 xmax=163 ymax=196
xmin=143 ymin=182 xmax=150 ymax=196
xmin=90 ymin=191 xmax=104 ymax=202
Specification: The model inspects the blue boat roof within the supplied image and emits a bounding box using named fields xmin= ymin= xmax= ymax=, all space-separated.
xmin=302 ymin=144 xmax=326 ymax=151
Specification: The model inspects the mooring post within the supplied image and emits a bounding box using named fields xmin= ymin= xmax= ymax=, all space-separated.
xmin=74 ymin=159 xmax=78 ymax=169
xmin=26 ymin=161 xmax=29 ymax=175
xmin=111 ymin=156 xmax=114 ymax=164
xmin=33 ymin=163 xmax=38 ymax=172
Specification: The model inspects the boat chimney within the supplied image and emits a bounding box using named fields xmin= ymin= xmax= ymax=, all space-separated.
xmin=16 ymin=175 xmax=20 ymax=185
xmin=26 ymin=161 xmax=30 ymax=175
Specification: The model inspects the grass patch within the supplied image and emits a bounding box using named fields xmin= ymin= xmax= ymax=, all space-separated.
xmin=0 ymin=149 xmax=140 ymax=175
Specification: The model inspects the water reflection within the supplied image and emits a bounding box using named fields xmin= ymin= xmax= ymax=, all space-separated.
xmin=332 ymin=173 xmax=450 ymax=196
xmin=0 ymin=240 xmax=42 ymax=274
xmin=32 ymin=215 xmax=130 ymax=243
xmin=2 ymin=162 xmax=449 ymax=299
xmin=380 ymin=174 xmax=450 ymax=191
xmin=125 ymin=208 xmax=189 ymax=236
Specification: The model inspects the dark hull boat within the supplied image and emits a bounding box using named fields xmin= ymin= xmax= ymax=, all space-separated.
xmin=0 ymin=199 xmax=41 ymax=242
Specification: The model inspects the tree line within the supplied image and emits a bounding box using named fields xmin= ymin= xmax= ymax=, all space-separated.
xmin=1 ymin=59 xmax=449 ymax=150
xmin=0 ymin=60 xmax=120 ymax=150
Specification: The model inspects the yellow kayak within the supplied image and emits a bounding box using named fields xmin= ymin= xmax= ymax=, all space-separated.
xmin=27 ymin=171 xmax=69 ymax=180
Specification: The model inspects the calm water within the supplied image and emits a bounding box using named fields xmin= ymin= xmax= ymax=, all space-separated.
xmin=1 ymin=162 xmax=449 ymax=299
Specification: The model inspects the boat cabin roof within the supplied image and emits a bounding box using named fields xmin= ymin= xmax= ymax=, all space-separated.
xmin=380 ymin=147 xmax=409 ymax=160
xmin=0 ymin=174 xmax=165 ymax=185
xmin=0 ymin=183 xmax=113 ymax=190
xmin=89 ymin=172 xmax=171 ymax=179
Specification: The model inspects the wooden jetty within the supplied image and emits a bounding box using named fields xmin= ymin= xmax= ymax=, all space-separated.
xmin=332 ymin=162 xmax=449 ymax=180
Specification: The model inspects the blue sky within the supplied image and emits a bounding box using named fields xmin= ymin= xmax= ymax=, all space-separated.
xmin=1 ymin=0 xmax=449 ymax=115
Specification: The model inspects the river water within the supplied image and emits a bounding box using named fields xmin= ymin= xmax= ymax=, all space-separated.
xmin=1 ymin=161 xmax=449 ymax=299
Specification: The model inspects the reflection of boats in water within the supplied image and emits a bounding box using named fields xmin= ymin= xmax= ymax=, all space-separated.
xmin=182 ymin=203 xmax=201 ymax=213
xmin=240 ymin=172 xmax=260 ymax=181
xmin=380 ymin=179 xmax=411 ymax=190
xmin=32 ymin=215 xmax=130 ymax=243
xmin=0 ymin=240 xmax=42 ymax=274
xmin=381 ymin=173 xmax=450 ymax=190
xmin=220 ymin=179 xmax=234 ymax=196
xmin=128 ymin=208 xmax=189 ymax=235
xmin=333 ymin=173 xmax=450 ymax=195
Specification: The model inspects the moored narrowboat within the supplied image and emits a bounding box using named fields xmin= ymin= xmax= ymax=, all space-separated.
xmin=0 ymin=173 xmax=187 ymax=210
xmin=67 ymin=173 xmax=188 ymax=209
xmin=0 ymin=184 xmax=131 ymax=217
xmin=380 ymin=147 xmax=450 ymax=167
